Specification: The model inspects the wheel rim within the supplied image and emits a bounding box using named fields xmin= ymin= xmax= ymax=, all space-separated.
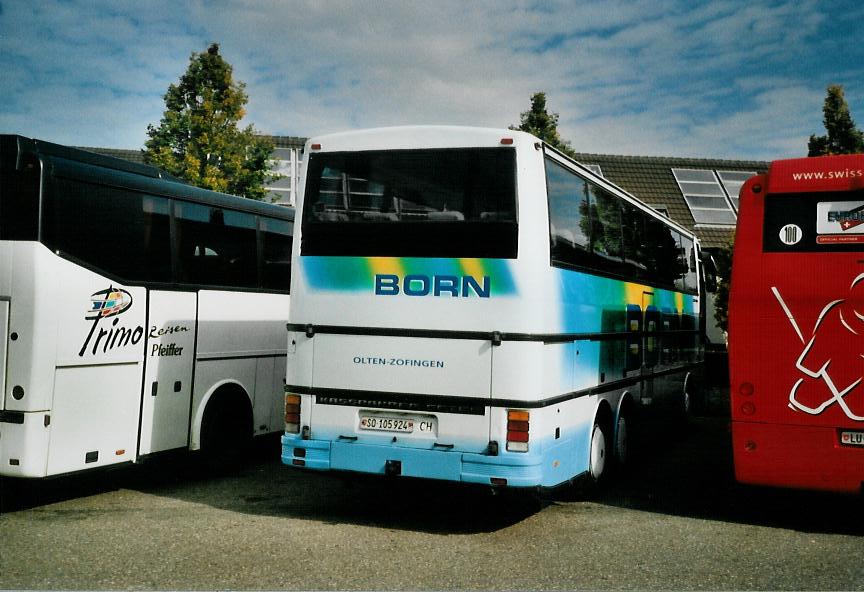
xmin=615 ymin=415 xmax=628 ymax=465
xmin=590 ymin=424 xmax=606 ymax=481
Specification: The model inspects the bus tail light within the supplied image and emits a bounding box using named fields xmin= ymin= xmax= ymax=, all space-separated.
xmin=506 ymin=409 xmax=530 ymax=452
xmin=285 ymin=394 xmax=301 ymax=434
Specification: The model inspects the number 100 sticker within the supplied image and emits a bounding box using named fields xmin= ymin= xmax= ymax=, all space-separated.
xmin=779 ymin=224 xmax=802 ymax=245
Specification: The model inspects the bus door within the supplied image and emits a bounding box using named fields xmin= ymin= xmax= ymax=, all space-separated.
xmin=139 ymin=291 xmax=197 ymax=455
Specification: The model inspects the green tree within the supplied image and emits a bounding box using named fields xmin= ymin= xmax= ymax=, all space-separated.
xmin=511 ymin=92 xmax=577 ymax=157
xmin=144 ymin=43 xmax=278 ymax=200
xmin=808 ymin=84 xmax=864 ymax=156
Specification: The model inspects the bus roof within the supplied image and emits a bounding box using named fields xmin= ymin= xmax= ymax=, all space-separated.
xmin=305 ymin=125 xmax=538 ymax=152
xmin=764 ymin=154 xmax=864 ymax=195
xmin=1 ymin=134 xmax=293 ymax=221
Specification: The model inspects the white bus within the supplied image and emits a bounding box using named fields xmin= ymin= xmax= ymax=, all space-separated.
xmin=0 ymin=135 xmax=293 ymax=479
xmin=282 ymin=126 xmax=703 ymax=489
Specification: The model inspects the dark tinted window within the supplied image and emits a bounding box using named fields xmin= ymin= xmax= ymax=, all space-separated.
xmin=0 ymin=146 xmax=40 ymax=241
xmin=547 ymin=158 xmax=591 ymax=266
xmin=643 ymin=215 xmax=683 ymax=286
xmin=261 ymin=217 xmax=292 ymax=291
xmin=679 ymin=234 xmax=698 ymax=293
xmin=592 ymin=187 xmax=623 ymax=262
xmin=620 ymin=202 xmax=646 ymax=276
xmin=175 ymin=202 xmax=258 ymax=288
xmin=545 ymin=155 xmax=695 ymax=293
xmin=42 ymin=178 xmax=172 ymax=282
xmin=764 ymin=191 xmax=864 ymax=252
xmin=302 ymin=148 xmax=517 ymax=258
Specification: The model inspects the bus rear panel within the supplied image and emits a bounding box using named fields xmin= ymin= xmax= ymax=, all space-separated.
xmin=283 ymin=127 xmax=703 ymax=489
xmin=729 ymin=154 xmax=864 ymax=492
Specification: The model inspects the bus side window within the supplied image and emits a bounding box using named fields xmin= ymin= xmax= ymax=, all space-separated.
xmin=261 ymin=217 xmax=292 ymax=291
xmin=42 ymin=179 xmax=172 ymax=284
xmin=175 ymin=203 xmax=257 ymax=289
xmin=545 ymin=157 xmax=591 ymax=267
xmin=591 ymin=186 xmax=624 ymax=263
xmin=701 ymin=253 xmax=719 ymax=293
xmin=142 ymin=196 xmax=172 ymax=283
xmin=679 ymin=235 xmax=698 ymax=294
xmin=621 ymin=202 xmax=646 ymax=280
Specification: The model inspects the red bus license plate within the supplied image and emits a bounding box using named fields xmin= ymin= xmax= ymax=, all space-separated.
xmin=840 ymin=431 xmax=864 ymax=447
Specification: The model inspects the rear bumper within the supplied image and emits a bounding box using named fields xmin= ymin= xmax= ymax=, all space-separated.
xmin=281 ymin=433 xmax=544 ymax=488
xmin=732 ymin=421 xmax=864 ymax=493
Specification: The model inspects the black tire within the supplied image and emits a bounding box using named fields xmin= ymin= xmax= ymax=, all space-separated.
xmin=683 ymin=373 xmax=704 ymax=420
xmin=614 ymin=410 xmax=630 ymax=470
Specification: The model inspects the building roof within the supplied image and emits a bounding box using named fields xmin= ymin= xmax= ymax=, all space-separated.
xmin=258 ymin=135 xmax=307 ymax=149
xmin=572 ymin=153 xmax=768 ymax=249
xmin=80 ymin=146 xmax=146 ymax=164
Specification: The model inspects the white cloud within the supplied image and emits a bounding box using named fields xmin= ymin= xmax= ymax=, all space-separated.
xmin=1 ymin=0 xmax=862 ymax=159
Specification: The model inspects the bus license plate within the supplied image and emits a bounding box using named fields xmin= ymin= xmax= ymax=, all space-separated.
xmin=840 ymin=431 xmax=864 ymax=447
xmin=360 ymin=415 xmax=415 ymax=433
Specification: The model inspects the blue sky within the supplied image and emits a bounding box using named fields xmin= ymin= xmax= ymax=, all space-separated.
xmin=1 ymin=0 xmax=862 ymax=160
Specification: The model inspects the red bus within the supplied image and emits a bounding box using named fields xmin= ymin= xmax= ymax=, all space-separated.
xmin=729 ymin=153 xmax=864 ymax=492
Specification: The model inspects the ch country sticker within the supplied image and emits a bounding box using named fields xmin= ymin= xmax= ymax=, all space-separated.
xmin=78 ymin=286 xmax=144 ymax=357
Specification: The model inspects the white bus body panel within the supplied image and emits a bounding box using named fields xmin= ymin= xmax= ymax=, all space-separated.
xmin=48 ymin=251 xmax=146 ymax=475
xmin=139 ymin=291 xmax=197 ymax=455
xmin=190 ymin=291 xmax=289 ymax=448
xmin=47 ymin=364 xmax=141 ymax=474
xmin=4 ymin=244 xmax=148 ymax=476
xmin=312 ymin=334 xmax=492 ymax=397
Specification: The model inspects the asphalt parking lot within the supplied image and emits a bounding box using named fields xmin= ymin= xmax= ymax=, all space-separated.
xmin=1 ymin=385 xmax=863 ymax=590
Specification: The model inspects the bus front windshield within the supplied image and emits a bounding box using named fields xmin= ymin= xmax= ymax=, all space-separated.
xmin=301 ymin=148 xmax=517 ymax=258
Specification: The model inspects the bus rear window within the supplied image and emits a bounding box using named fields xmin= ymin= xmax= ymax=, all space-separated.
xmin=301 ymin=148 xmax=517 ymax=258
xmin=764 ymin=191 xmax=864 ymax=252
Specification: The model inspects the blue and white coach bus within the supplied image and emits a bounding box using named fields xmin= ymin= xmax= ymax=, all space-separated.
xmin=282 ymin=126 xmax=703 ymax=489
xmin=0 ymin=135 xmax=293 ymax=479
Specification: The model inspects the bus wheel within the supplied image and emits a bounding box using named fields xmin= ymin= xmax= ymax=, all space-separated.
xmin=200 ymin=389 xmax=252 ymax=473
xmin=682 ymin=373 xmax=702 ymax=420
xmin=588 ymin=421 xmax=608 ymax=483
xmin=614 ymin=412 xmax=629 ymax=468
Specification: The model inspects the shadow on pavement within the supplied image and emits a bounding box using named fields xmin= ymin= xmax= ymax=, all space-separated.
xmin=5 ymin=380 xmax=863 ymax=536
xmin=588 ymin=388 xmax=864 ymax=537
xmin=1 ymin=435 xmax=545 ymax=534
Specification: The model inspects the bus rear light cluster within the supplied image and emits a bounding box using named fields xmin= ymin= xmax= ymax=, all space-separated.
xmin=738 ymin=383 xmax=756 ymax=415
xmin=506 ymin=409 xmax=530 ymax=452
xmin=285 ymin=394 xmax=301 ymax=434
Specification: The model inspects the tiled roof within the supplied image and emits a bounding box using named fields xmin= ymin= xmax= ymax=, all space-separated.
xmin=258 ymin=135 xmax=307 ymax=149
xmin=80 ymin=146 xmax=146 ymax=164
xmin=572 ymin=153 xmax=767 ymax=249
